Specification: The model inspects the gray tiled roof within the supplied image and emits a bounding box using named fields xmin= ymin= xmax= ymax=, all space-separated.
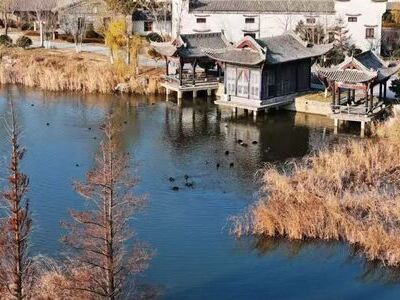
xmin=190 ymin=0 xmax=335 ymax=13
xmin=179 ymin=32 xmax=230 ymax=58
xmin=151 ymin=32 xmax=230 ymax=59
xmin=204 ymin=48 xmax=265 ymax=65
xmin=257 ymin=35 xmax=333 ymax=64
xmin=204 ymin=34 xmax=332 ymax=65
xmin=317 ymin=51 xmax=400 ymax=84
xmin=317 ymin=68 xmax=377 ymax=83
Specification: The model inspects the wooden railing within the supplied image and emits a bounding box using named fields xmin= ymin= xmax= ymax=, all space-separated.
xmin=331 ymin=102 xmax=386 ymax=116
xmin=163 ymin=74 xmax=221 ymax=87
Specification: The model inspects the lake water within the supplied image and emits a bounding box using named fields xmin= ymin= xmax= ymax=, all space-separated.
xmin=0 ymin=86 xmax=399 ymax=299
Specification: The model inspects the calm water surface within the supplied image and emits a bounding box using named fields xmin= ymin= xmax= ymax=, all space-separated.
xmin=0 ymin=86 xmax=399 ymax=300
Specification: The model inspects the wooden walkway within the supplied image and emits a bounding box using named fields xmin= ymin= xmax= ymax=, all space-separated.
xmin=329 ymin=101 xmax=388 ymax=136
xmin=162 ymin=75 xmax=220 ymax=103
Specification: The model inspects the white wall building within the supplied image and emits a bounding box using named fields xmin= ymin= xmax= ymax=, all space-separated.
xmin=172 ymin=0 xmax=389 ymax=54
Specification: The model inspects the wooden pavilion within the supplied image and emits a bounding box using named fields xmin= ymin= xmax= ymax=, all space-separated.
xmin=151 ymin=32 xmax=230 ymax=101
xmin=203 ymin=33 xmax=332 ymax=119
xmin=317 ymin=51 xmax=400 ymax=135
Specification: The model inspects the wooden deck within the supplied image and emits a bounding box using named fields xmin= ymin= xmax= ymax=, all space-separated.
xmin=162 ymin=75 xmax=221 ymax=101
xmin=329 ymin=101 xmax=388 ymax=136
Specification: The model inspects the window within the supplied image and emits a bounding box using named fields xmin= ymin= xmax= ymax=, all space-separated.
xmin=245 ymin=18 xmax=255 ymax=24
xmin=348 ymin=17 xmax=358 ymax=23
xmin=366 ymin=28 xmax=375 ymax=39
xmin=226 ymin=67 xmax=237 ymax=96
xmin=250 ymin=70 xmax=261 ymax=99
xmin=306 ymin=18 xmax=316 ymax=24
xmin=237 ymin=69 xmax=250 ymax=98
xmin=196 ymin=18 xmax=207 ymax=24
xmin=244 ymin=33 xmax=256 ymax=39
xmin=144 ymin=21 xmax=153 ymax=32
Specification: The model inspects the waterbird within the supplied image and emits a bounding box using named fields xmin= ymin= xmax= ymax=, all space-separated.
xmin=237 ymin=139 xmax=243 ymax=144
xmin=185 ymin=182 xmax=194 ymax=188
xmin=169 ymin=177 xmax=175 ymax=182
xmin=75 ymin=163 xmax=80 ymax=167
xmin=124 ymin=121 xmax=128 ymax=124
xmin=230 ymin=162 xmax=234 ymax=168
xmin=252 ymin=141 xmax=258 ymax=145
xmin=184 ymin=175 xmax=189 ymax=182
xmin=225 ymin=150 xmax=230 ymax=155
xmin=88 ymin=127 xmax=92 ymax=130
xmin=31 ymin=104 xmax=34 ymax=107
xmin=216 ymin=163 xmax=220 ymax=169
xmin=46 ymin=123 xmax=50 ymax=126
xmin=172 ymin=186 xmax=179 ymax=191
xmin=241 ymin=143 xmax=248 ymax=147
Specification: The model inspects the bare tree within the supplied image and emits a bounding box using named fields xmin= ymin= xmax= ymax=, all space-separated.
xmin=63 ymin=114 xmax=151 ymax=299
xmin=59 ymin=12 xmax=87 ymax=53
xmin=0 ymin=0 xmax=20 ymax=35
xmin=29 ymin=0 xmax=57 ymax=48
xmin=173 ymin=0 xmax=188 ymax=36
xmin=138 ymin=0 xmax=171 ymax=38
xmin=0 ymin=102 xmax=32 ymax=300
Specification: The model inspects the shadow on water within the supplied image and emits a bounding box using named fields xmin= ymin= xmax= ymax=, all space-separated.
xmin=237 ymin=236 xmax=400 ymax=286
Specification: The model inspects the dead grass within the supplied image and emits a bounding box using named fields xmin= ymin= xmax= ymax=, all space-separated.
xmin=0 ymin=47 xmax=164 ymax=95
xmin=232 ymin=116 xmax=400 ymax=267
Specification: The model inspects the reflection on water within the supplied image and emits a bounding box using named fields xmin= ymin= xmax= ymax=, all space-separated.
xmin=0 ymin=85 xmax=400 ymax=299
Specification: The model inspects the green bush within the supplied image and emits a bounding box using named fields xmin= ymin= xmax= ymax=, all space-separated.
xmin=15 ymin=36 xmax=32 ymax=49
xmin=0 ymin=35 xmax=12 ymax=47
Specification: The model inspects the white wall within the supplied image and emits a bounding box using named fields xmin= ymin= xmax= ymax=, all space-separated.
xmin=172 ymin=0 xmax=388 ymax=53
xmin=133 ymin=20 xmax=172 ymax=36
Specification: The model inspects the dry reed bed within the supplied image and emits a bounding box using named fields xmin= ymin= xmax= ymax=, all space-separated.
xmin=232 ymin=116 xmax=400 ymax=266
xmin=0 ymin=47 xmax=163 ymax=95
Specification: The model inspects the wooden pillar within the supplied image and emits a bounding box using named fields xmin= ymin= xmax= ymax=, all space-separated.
xmin=336 ymin=87 xmax=341 ymax=106
xmin=347 ymin=89 xmax=351 ymax=105
xmin=384 ymin=81 xmax=387 ymax=102
xmin=179 ymin=58 xmax=183 ymax=87
xmin=365 ymin=85 xmax=369 ymax=109
xmin=253 ymin=110 xmax=258 ymax=122
xmin=165 ymin=58 xmax=169 ymax=76
xmin=334 ymin=118 xmax=338 ymax=135
xmin=332 ymin=85 xmax=336 ymax=105
xmin=369 ymin=86 xmax=374 ymax=112
xmin=192 ymin=59 xmax=197 ymax=86
xmin=361 ymin=121 xmax=366 ymax=138
xmin=217 ymin=64 xmax=222 ymax=81
xmin=352 ymin=89 xmax=356 ymax=102
xmin=379 ymin=83 xmax=383 ymax=101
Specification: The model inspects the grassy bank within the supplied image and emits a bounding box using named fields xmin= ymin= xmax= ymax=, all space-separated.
xmin=0 ymin=47 xmax=164 ymax=95
xmin=232 ymin=115 xmax=400 ymax=266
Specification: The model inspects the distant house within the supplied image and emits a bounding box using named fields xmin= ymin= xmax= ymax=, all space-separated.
xmin=172 ymin=0 xmax=389 ymax=54
xmin=204 ymin=34 xmax=332 ymax=114
xmin=132 ymin=9 xmax=172 ymax=37
xmin=56 ymin=0 xmax=112 ymax=30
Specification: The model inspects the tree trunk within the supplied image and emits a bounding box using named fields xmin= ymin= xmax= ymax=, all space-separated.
xmin=39 ymin=22 xmax=44 ymax=48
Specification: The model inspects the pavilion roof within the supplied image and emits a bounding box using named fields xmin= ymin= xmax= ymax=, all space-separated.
xmin=317 ymin=51 xmax=400 ymax=84
xmin=150 ymin=32 xmax=230 ymax=60
xmin=204 ymin=34 xmax=332 ymax=66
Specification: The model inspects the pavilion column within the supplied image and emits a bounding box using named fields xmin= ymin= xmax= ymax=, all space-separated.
xmin=336 ymin=87 xmax=341 ymax=106
xmin=383 ymin=81 xmax=387 ymax=101
xmin=352 ymin=89 xmax=356 ymax=102
xmin=369 ymin=86 xmax=374 ymax=111
xmin=379 ymin=83 xmax=383 ymax=101
xmin=179 ymin=58 xmax=183 ymax=87
xmin=365 ymin=85 xmax=369 ymax=110
xmin=347 ymin=89 xmax=351 ymax=105
xmin=192 ymin=59 xmax=197 ymax=86
xmin=165 ymin=58 xmax=169 ymax=76
xmin=332 ymin=85 xmax=336 ymax=105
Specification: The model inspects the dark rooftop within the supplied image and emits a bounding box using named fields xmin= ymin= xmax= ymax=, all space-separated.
xmin=189 ymin=0 xmax=335 ymax=13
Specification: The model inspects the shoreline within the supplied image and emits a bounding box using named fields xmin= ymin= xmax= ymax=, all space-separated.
xmin=0 ymin=47 xmax=165 ymax=96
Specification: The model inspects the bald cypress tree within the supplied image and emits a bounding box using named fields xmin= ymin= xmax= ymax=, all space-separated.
xmin=0 ymin=104 xmax=32 ymax=300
